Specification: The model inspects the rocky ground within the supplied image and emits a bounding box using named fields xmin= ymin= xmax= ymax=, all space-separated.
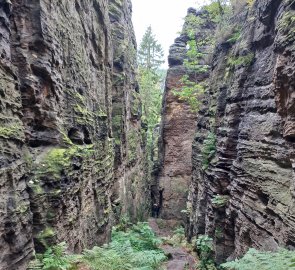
xmin=148 ymin=218 xmax=197 ymax=270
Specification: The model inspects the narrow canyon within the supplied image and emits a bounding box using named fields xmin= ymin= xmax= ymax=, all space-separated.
xmin=0 ymin=0 xmax=294 ymax=269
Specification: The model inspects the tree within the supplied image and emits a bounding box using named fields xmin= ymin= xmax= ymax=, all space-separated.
xmin=137 ymin=26 xmax=165 ymax=171
xmin=138 ymin=26 xmax=165 ymax=128
xmin=138 ymin=68 xmax=163 ymax=127
xmin=138 ymin=26 xmax=164 ymax=71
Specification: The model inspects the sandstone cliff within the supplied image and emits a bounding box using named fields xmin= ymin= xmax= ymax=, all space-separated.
xmin=156 ymin=8 xmax=216 ymax=221
xmin=158 ymin=0 xmax=295 ymax=263
xmin=0 ymin=0 xmax=146 ymax=269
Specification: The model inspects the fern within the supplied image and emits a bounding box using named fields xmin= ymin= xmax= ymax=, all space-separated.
xmin=82 ymin=222 xmax=166 ymax=270
xmin=196 ymin=235 xmax=217 ymax=270
xmin=32 ymin=223 xmax=166 ymax=270
xmin=38 ymin=242 xmax=77 ymax=270
xmin=221 ymin=248 xmax=295 ymax=270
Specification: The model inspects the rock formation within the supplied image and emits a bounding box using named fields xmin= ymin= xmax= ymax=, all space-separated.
xmin=158 ymin=0 xmax=295 ymax=263
xmin=0 ymin=0 xmax=146 ymax=269
xmin=1 ymin=0 xmax=295 ymax=268
xmin=156 ymin=8 xmax=216 ymax=221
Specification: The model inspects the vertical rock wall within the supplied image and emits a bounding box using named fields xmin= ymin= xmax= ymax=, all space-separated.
xmin=0 ymin=1 xmax=34 ymax=268
xmin=185 ymin=0 xmax=295 ymax=262
xmin=109 ymin=0 xmax=150 ymax=222
xmin=0 ymin=0 xmax=146 ymax=269
xmin=156 ymin=37 xmax=197 ymax=220
xmin=156 ymin=9 xmax=215 ymax=220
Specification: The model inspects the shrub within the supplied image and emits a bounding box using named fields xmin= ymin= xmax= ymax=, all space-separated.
xmin=112 ymin=222 xmax=162 ymax=251
xmin=226 ymin=28 xmax=241 ymax=44
xmin=114 ymin=214 xmax=133 ymax=232
xmin=31 ymin=223 xmax=165 ymax=270
xmin=201 ymin=132 xmax=217 ymax=170
xmin=34 ymin=242 xmax=77 ymax=270
xmin=211 ymin=195 xmax=230 ymax=208
xmin=221 ymin=248 xmax=295 ymax=270
xmin=162 ymin=227 xmax=187 ymax=247
xmin=196 ymin=235 xmax=217 ymax=270
xmin=82 ymin=222 xmax=166 ymax=270
xmin=227 ymin=53 xmax=254 ymax=69
xmin=173 ymin=75 xmax=206 ymax=112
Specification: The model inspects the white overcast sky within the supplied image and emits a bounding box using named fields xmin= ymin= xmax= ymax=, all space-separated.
xmin=132 ymin=0 xmax=210 ymax=67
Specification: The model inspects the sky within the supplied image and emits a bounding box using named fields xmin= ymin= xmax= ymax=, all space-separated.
xmin=132 ymin=0 xmax=208 ymax=67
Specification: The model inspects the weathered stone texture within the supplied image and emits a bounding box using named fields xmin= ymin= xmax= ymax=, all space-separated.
xmin=156 ymin=9 xmax=215 ymax=220
xmin=109 ymin=0 xmax=149 ymax=221
xmin=157 ymin=64 xmax=197 ymax=220
xmin=186 ymin=0 xmax=295 ymax=263
xmin=0 ymin=0 xmax=145 ymax=269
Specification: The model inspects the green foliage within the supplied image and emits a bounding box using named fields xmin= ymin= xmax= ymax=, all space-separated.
xmin=174 ymin=3 xmax=224 ymax=113
xmin=174 ymin=36 xmax=208 ymax=113
xmin=0 ymin=124 xmax=24 ymax=140
xmin=201 ymin=132 xmax=217 ymax=170
xmin=227 ymin=53 xmax=254 ymax=69
xmin=211 ymin=195 xmax=230 ymax=207
xmin=127 ymin=129 xmax=139 ymax=164
xmin=82 ymin=222 xmax=166 ymax=270
xmin=204 ymin=1 xmax=226 ymax=24
xmin=173 ymin=75 xmax=206 ymax=112
xmin=278 ymin=11 xmax=295 ymax=31
xmin=137 ymin=26 xmax=165 ymax=175
xmin=42 ymin=243 xmax=72 ymax=270
xmin=138 ymin=26 xmax=164 ymax=70
xmin=112 ymin=222 xmax=162 ymax=251
xmin=138 ymin=68 xmax=163 ymax=128
xmin=137 ymin=26 xmax=164 ymax=127
xmin=162 ymin=226 xmax=187 ymax=247
xmin=277 ymin=11 xmax=295 ymax=44
xmin=33 ymin=223 xmax=165 ymax=270
xmin=226 ymin=28 xmax=241 ymax=44
xmin=38 ymin=227 xmax=56 ymax=239
xmin=221 ymin=248 xmax=295 ymax=270
xmin=183 ymin=39 xmax=211 ymax=73
xmin=196 ymin=235 xmax=217 ymax=270
xmin=35 ymin=242 xmax=77 ymax=270
xmin=35 ymin=145 xmax=95 ymax=179
xmin=115 ymin=214 xmax=133 ymax=232
xmin=183 ymin=13 xmax=205 ymax=38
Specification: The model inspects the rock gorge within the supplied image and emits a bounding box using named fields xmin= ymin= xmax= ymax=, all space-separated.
xmin=0 ymin=0 xmax=295 ymax=269
xmin=158 ymin=0 xmax=295 ymax=264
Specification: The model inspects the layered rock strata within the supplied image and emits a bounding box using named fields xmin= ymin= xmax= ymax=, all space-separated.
xmin=184 ymin=0 xmax=295 ymax=263
xmin=109 ymin=0 xmax=150 ymax=222
xmin=0 ymin=0 xmax=146 ymax=269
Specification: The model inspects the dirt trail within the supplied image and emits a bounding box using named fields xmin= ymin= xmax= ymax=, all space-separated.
xmin=148 ymin=218 xmax=197 ymax=270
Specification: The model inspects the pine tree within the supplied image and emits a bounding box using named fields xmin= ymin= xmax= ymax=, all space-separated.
xmin=138 ymin=26 xmax=164 ymax=71
xmin=138 ymin=26 xmax=165 ymax=128
xmin=137 ymin=26 xmax=165 ymax=172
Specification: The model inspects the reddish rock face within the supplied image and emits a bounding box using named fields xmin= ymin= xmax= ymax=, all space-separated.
xmin=157 ymin=65 xmax=198 ymax=220
xmin=0 ymin=0 xmax=146 ymax=269
xmin=156 ymin=9 xmax=215 ymax=221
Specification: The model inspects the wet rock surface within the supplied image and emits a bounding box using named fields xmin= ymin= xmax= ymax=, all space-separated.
xmin=0 ymin=0 xmax=146 ymax=269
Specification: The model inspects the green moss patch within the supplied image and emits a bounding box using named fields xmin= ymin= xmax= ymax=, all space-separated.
xmin=0 ymin=124 xmax=24 ymax=140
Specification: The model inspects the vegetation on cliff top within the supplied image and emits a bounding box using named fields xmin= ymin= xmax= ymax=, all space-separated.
xmin=173 ymin=0 xmax=255 ymax=113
